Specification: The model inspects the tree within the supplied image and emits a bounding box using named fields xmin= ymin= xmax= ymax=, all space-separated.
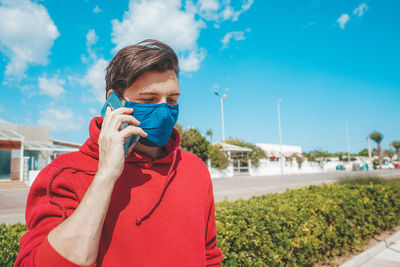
xmin=208 ymin=144 xmax=229 ymax=169
xmin=305 ymin=150 xmax=328 ymax=163
xmin=296 ymin=155 xmax=305 ymax=169
xmin=390 ymin=141 xmax=400 ymax=160
xmin=206 ymin=129 xmax=213 ymax=143
xmin=174 ymin=123 xmax=183 ymax=135
xmin=289 ymin=153 xmax=304 ymax=169
xmin=369 ymin=131 xmax=383 ymax=168
xmin=358 ymin=149 xmax=369 ymax=157
xmin=225 ymin=138 xmax=266 ymax=166
xmin=383 ymin=149 xmax=394 ymax=161
xmin=180 ymin=127 xmax=210 ymax=162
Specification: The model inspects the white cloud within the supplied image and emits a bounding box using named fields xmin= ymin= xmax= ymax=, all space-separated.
xmin=111 ymin=0 xmax=203 ymax=52
xmin=111 ymin=0 xmax=204 ymax=72
xmin=199 ymin=0 xmax=219 ymax=12
xmin=111 ymin=0 xmax=205 ymax=73
xmin=38 ymin=107 xmax=83 ymax=132
xmin=195 ymin=0 xmax=253 ymax=23
xmin=337 ymin=14 xmax=350 ymax=29
xmin=73 ymin=30 xmax=106 ymax=103
xmin=179 ymin=49 xmax=206 ymax=72
xmin=82 ymin=58 xmax=108 ymax=103
xmin=38 ymin=74 xmax=66 ymax=98
xmin=221 ymin=30 xmax=246 ymax=50
xmin=353 ymin=3 xmax=368 ymax=17
xmin=110 ymin=0 xmax=253 ymax=73
xmin=86 ymin=29 xmax=99 ymax=47
xmin=0 ymin=0 xmax=59 ymax=78
xmin=93 ymin=5 xmax=102 ymax=14
xmin=195 ymin=0 xmax=220 ymax=20
xmin=85 ymin=29 xmax=99 ymax=62
xmin=226 ymin=0 xmax=252 ymax=22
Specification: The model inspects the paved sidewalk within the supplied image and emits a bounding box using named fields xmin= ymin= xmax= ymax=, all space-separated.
xmin=0 ymin=188 xmax=28 ymax=224
xmin=360 ymin=238 xmax=400 ymax=267
xmin=341 ymin=230 xmax=400 ymax=267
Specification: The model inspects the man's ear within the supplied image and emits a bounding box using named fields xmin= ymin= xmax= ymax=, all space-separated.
xmin=106 ymin=89 xmax=116 ymax=99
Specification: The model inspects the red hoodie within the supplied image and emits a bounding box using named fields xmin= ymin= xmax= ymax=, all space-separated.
xmin=15 ymin=117 xmax=222 ymax=267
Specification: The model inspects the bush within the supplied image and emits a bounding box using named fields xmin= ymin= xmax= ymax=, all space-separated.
xmin=208 ymin=144 xmax=230 ymax=170
xmin=0 ymin=223 xmax=27 ymax=267
xmin=3 ymin=179 xmax=400 ymax=266
xmin=335 ymin=175 xmax=397 ymax=186
xmin=215 ymin=179 xmax=400 ymax=266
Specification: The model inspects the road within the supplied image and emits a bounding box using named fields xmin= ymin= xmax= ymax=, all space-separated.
xmin=212 ymin=169 xmax=400 ymax=202
xmin=1 ymin=169 xmax=399 ymax=224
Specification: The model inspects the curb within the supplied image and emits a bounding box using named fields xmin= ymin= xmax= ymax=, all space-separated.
xmin=340 ymin=229 xmax=400 ymax=267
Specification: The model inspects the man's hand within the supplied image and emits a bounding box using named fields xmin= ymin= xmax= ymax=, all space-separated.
xmin=97 ymin=106 xmax=147 ymax=182
xmin=48 ymin=106 xmax=147 ymax=266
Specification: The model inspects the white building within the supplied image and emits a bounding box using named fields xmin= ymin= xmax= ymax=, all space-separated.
xmin=256 ymin=143 xmax=302 ymax=158
xmin=0 ymin=123 xmax=79 ymax=185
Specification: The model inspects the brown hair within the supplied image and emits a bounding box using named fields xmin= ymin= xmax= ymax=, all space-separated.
xmin=105 ymin=39 xmax=179 ymax=98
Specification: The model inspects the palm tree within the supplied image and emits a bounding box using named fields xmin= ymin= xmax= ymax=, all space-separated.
xmin=369 ymin=131 xmax=383 ymax=168
xmin=383 ymin=149 xmax=394 ymax=161
xmin=206 ymin=129 xmax=213 ymax=143
xmin=390 ymin=141 xmax=400 ymax=160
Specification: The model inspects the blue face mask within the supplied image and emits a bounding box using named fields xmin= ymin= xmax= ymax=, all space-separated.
xmin=124 ymin=101 xmax=179 ymax=147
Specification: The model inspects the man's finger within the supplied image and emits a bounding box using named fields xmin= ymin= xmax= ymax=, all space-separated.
xmin=119 ymin=125 xmax=148 ymax=139
xmin=118 ymin=115 xmax=141 ymax=126
xmin=104 ymin=106 xmax=112 ymax=119
xmin=106 ymin=108 xmax=135 ymax=130
xmin=111 ymin=107 xmax=134 ymax=116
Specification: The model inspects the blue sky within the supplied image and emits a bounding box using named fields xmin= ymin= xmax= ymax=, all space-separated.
xmin=0 ymin=0 xmax=399 ymax=153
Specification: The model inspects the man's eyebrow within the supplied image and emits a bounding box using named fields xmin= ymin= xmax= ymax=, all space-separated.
xmin=138 ymin=92 xmax=180 ymax=96
xmin=138 ymin=92 xmax=159 ymax=95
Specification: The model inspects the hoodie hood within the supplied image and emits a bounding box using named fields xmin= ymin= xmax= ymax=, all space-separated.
xmin=80 ymin=116 xmax=180 ymax=167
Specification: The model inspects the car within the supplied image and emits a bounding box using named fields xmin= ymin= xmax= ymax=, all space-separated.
xmin=393 ymin=161 xmax=400 ymax=169
xmin=381 ymin=162 xmax=394 ymax=169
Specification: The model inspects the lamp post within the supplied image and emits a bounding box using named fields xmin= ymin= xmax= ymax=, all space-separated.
xmin=345 ymin=122 xmax=351 ymax=166
xmin=277 ymin=99 xmax=283 ymax=175
xmin=368 ymin=136 xmax=372 ymax=171
xmin=215 ymin=92 xmax=227 ymax=143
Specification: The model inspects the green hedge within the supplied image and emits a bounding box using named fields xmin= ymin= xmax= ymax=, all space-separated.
xmin=0 ymin=223 xmax=27 ymax=267
xmin=215 ymin=180 xmax=400 ymax=266
xmin=1 ymin=179 xmax=400 ymax=266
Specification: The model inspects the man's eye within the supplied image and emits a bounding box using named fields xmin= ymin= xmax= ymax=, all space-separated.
xmin=142 ymin=98 xmax=155 ymax=103
xmin=168 ymin=99 xmax=177 ymax=105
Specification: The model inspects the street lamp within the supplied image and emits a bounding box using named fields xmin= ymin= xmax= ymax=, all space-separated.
xmin=277 ymin=99 xmax=283 ymax=175
xmin=215 ymin=92 xmax=227 ymax=143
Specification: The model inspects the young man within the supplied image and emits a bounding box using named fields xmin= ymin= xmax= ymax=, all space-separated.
xmin=16 ymin=40 xmax=223 ymax=266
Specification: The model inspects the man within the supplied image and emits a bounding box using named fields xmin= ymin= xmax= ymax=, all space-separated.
xmin=16 ymin=40 xmax=223 ymax=266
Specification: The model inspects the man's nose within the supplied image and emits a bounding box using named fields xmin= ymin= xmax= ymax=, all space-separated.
xmin=159 ymin=96 xmax=168 ymax=104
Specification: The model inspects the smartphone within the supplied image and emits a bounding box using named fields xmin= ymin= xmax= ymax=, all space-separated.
xmin=101 ymin=92 xmax=140 ymax=157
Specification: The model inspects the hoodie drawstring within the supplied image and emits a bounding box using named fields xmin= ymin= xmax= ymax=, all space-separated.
xmin=135 ymin=151 xmax=179 ymax=226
